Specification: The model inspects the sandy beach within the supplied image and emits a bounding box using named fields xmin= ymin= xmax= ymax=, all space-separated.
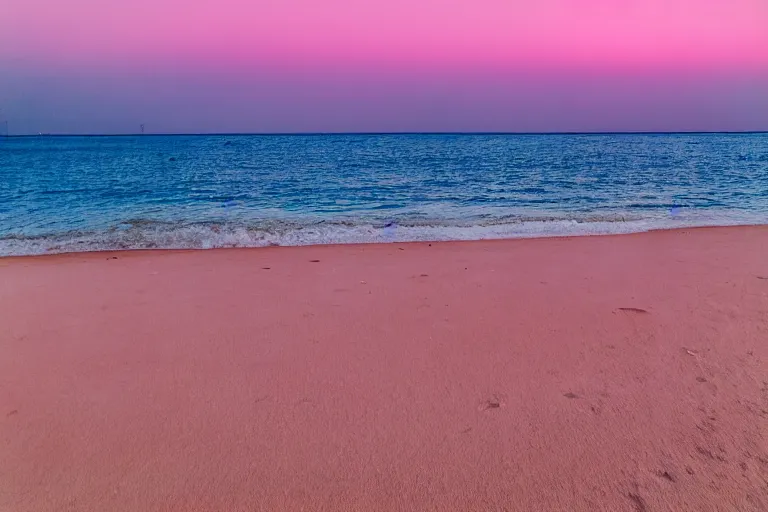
xmin=1 ymin=226 xmax=767 ymax=511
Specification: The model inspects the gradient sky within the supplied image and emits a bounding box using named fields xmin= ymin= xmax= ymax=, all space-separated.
xmin=1 ymin=0 xmax=767 ymax=134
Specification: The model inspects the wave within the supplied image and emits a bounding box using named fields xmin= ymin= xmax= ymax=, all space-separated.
xmin=1 ymin=210 xmax=765 ymax=256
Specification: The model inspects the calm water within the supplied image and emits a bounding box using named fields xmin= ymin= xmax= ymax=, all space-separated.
xmin=1 ymin=134 xmax=767 ymax=255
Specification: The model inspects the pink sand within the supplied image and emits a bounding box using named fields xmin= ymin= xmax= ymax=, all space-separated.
xmin=1 ymin=227 xmax=768 ymax=511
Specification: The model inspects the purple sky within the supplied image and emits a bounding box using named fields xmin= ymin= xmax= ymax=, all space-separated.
xmin=2 ymin=0 xmax=767 ymax=134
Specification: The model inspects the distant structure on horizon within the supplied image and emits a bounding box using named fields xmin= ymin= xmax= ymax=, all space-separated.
xmin=0 ymin=108 xmax=8 ymax=137
xmin=140 ymin=124 xmax=145 ymax=134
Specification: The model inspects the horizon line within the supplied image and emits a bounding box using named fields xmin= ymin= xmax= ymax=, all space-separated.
xmin=3 ymin=130 xmax=768 ymax=138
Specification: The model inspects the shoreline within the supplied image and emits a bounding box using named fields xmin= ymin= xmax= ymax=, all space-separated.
xmin=2 ymin=222 xmax=767 ymax=260
xmin=2 ymin=225 xmax=767 ymax=511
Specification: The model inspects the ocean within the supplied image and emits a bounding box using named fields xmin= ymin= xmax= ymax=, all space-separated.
xmin=1 ymin=133 xmax=766 ymax=256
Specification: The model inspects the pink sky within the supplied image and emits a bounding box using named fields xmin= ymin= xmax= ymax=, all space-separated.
xmin=1 ymin=0 xmax=767 ymax=133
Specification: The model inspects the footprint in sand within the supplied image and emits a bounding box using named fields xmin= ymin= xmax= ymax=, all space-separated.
xmin=627 ymin=492 xmax=648 ymax=512
xmin=656 ymin=470 xmax=676 ymax=482
xmin=479 ymin=394 xmax=504 ymax=411
xmin=617 ymin=307 xmax=649 ymax=314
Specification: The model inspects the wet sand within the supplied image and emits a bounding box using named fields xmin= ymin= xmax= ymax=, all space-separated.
xmin=1 ymin=226 xmax=767 ymax=511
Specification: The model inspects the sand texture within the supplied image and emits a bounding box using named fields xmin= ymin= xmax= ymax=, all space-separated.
xmin=1 ymin=226 xmax=768 ymax=511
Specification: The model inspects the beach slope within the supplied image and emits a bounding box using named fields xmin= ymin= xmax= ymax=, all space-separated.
xmin=1 ymin=226 xmax=767 ymax=511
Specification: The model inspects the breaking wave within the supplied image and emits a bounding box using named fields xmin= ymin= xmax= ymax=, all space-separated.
xmin=1 ymin=210 xmax=764 ymax=256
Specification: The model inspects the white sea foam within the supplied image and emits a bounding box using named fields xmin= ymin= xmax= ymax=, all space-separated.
xmin=1 ymin=210 xmax=765 ymax=257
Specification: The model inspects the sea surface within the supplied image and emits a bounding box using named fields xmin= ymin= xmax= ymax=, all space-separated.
xmin=1 ymin=133 xmax=767 ymax=256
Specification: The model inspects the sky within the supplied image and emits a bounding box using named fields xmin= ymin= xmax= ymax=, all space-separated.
xmin=1 ymin=0 xmax=767 ymax=134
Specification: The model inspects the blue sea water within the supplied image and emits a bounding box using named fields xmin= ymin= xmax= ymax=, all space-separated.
xmin=1 ymin=133 xmax=767 ymax=256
